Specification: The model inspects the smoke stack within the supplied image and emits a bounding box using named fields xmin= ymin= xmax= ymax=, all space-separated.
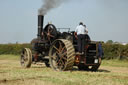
xmin=38 ymin=15 xmax=44 ymax=39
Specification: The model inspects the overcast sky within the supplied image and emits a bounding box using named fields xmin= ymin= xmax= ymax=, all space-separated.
xmin=0 ymin=0 xmax=128 ymax=43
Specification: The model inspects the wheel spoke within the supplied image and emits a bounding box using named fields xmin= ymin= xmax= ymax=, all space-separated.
xmin=23 ymin=50 xmax=29 ymax=63
xmin=51 ymin=56 xmax=56 ymax=60
xmin=48 ymin=28 xmax=50 ymax=33
xmin=61 ymin=59 xmax=65 ymax=67
xmin=58 ymin=59 xmax=65 ymax=70
xmin=59 ymin=41 xmax=62 ymax=52
xmin=49 ymin=28 xmax=53 ymax=33
xmin=56 ymin=57 xmax=62 ymax=66
xmin=24 ymin=53 xmax=27 ymax=61
xmin=53 ymin=45 xmax=60 ymax=52
xmin=49 ymin=34 xmax=54 ymax=37
xmin=56 ymin=54 xmax=66 ymax=66
xmin=56 ymin=51 xmax=67 ymax=61
xmin=51 ymin=53 xmax=57 ymax=60
xmin=61 ymin=52 xmax=67 ymax=56
xmin=61 ymin=52 xmax=67 ymax=60
xmin=61 ymin=46 xmax=66 ymax=53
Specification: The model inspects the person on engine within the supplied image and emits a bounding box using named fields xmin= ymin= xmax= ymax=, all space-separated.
xmin=74 ymin=22 xmax=88 ymax=54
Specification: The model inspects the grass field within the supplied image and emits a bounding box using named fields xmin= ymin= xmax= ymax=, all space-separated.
xmin=0 ymin=55 xmax=128 ymax=85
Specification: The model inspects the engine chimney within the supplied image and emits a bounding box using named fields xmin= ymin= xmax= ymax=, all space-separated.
xmin=38 ymin=15 xmax=44 ymax=39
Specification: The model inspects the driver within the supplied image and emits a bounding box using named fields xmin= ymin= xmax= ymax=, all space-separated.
xmin=75 ymin=22 xmax=88 ymax=54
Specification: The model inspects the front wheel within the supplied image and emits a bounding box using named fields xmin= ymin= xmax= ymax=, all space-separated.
xmin=20 ymin=48 xmax=32 ymax=68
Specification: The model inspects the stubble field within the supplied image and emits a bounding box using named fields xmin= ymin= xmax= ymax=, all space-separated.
xmin=0 ymin=55 xmax=128 ymax=85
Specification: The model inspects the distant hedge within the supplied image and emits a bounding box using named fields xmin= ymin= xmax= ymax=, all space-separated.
xmin=0 ymin=43 xmax=128 ymax=60
xmin=102 ymin=43 xmax=128 ymax=60
xmin=0 ymin=44 xmax=31 ymax=55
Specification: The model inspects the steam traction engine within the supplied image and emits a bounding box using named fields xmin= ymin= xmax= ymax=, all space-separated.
xmin=20 ymin=15 xmax=103 ymax=71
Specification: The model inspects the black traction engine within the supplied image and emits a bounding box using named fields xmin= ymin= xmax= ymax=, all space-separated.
xmin=20 ymin=15 xmax=103 ymax=71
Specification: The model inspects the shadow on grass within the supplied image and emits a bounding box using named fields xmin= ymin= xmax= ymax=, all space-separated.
xmin=98 ymin=69 xmax=110 ymax=73
xmin=19 ymin=63 xmax=111 ymax=73
xmin=72 ymin=68 xmax=110 ymax=73
xmin=31 ymin=65 xmax=111 ymax=73
xmin=31 ymin=66 xmax=47 ymax=68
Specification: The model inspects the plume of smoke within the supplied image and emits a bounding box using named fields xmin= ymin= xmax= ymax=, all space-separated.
xmin=38 ymin=0 xmax=68 ymax=15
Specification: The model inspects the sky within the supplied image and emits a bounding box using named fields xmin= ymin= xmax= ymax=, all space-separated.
xmin=0 ymin=0 xmax=128 ymax=43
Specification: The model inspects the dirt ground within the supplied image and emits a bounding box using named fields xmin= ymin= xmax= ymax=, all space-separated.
xmin=0 ymin=59 xmax=128 ymax=85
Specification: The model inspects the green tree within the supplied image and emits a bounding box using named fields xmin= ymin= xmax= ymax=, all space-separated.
xmin=106 ymin=40 xmax=113 ymax=44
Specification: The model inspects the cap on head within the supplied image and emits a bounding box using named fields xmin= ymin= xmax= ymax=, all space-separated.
xmin=79 ymin=22 xmax=83 ymax=25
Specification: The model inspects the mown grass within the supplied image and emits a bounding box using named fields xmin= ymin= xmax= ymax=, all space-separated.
xmin=0 ymin=55 xmax=19 ymax=60
xmin=0 ymin=55 xmax=128 ymax=85
xmin=102 ymin=59 xmax=128 ymax=68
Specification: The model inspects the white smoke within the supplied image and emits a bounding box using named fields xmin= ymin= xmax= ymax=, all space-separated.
xmin=38 ymin=0 xmax=68 ymax=15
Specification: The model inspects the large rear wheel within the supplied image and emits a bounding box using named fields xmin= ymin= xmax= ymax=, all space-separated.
xmin=20 ymin=48 xmax=32 ymax=68
xmin=49 ymin=39 xmax=75 ymax=71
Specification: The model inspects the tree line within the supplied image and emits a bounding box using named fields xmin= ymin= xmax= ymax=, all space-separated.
xmin=103 ymin=43 xmax=128 ymax=60
xmin=0 ymin=43 xmax=128 ymax=60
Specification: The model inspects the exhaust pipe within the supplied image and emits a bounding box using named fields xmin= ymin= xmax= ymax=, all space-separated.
xmin=38 ymin=15 xmax=44 ymax=39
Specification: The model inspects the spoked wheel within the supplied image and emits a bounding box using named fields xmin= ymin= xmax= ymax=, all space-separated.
xmin=46 ymin=27 xmax=55 ymax=41
xmin=20 ymin=48 xmax=32 ymax=68
xmin=44 ymin=24 xmax=57 ymax=43
xmin=49 ymin=39 xmax=75 ymax=71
